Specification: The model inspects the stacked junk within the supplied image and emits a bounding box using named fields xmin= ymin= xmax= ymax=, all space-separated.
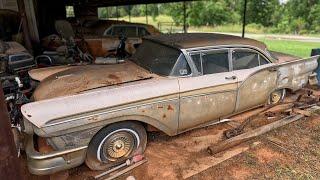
xmin=1 ymin=11 xmax=320 ymax=179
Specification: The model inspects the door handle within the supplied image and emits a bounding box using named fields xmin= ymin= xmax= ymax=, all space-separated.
xmin=225 ymin=76 xmax=237 ymax=80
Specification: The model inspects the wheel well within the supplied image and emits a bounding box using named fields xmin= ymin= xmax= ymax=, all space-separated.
xmin=88 ymin=120 xmax=162 ymax=146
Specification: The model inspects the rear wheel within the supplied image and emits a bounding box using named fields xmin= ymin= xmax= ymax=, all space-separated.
xmin=85 ymin=122 xmax=147 ymax=170
xmin=268 ymin=89 xmax=286 ymax=105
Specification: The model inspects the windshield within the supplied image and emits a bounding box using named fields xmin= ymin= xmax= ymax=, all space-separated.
xmin=131 ymin=40 xmax=181 ymax=76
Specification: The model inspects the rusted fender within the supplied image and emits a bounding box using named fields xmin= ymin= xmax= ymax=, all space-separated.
xmin=28 ymin=65 xmax=75 ymax=81
xmin=276 ymin=55 xmax=319 ymax=91
xmin=21 ymin=78 xmax=180 ymax=135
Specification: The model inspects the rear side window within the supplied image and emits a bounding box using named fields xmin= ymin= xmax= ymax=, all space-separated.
xmin=171 ymin=54 xmax=191 ymax=76
xmin=202 ymin=50 xmax=229 ymax=74
xmin=232 ymin=50 xmax=259 ymax=70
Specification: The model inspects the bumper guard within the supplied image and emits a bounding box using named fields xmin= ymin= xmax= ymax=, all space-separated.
xmin=25 ymin=135 xmax=87 ymax=175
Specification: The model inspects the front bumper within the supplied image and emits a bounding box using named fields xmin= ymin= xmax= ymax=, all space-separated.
xmin=25 ymin=135 xmax=87 ymax=175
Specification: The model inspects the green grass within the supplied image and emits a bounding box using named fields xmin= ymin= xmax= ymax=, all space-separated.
xmin=257 ymin=39 xmax=320 ymax=58
xmin=189 ymin=24 xmax=266 ymax=34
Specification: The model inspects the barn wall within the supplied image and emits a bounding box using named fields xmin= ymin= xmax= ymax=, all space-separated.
xmin=0 ymin=0 xmax=18 ymax=11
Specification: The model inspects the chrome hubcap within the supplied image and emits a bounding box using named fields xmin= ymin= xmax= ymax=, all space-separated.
xmin=270 ymin=90 xmax=282 ymax=104
xmin=102 ymin=131 xmax=135 ymax=161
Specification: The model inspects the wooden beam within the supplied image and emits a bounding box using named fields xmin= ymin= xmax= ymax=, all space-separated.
xmin=145 ymin=4 xmax=148 ymax=24
xmin=23 ymin=0 xmax=40 ymax=43
xmin=207 ymin=114 xmax=305 ymax=155
xmin=16 ymin=0 xmax=33 ymax=52
xmin=183 ymin=1 xmax=187 ymax=33
xmin=242 ymin=0 xmax=247 ymax=38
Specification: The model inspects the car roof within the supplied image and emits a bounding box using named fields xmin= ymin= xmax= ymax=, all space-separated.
xmin=144 ymin=33 xmax=267 ymax=51
xmin=111 ymin=24 xmax=147 ymax=27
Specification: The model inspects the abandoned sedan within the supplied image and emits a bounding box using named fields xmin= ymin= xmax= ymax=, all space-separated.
xmin=21 ymin=33 xmax=319 ymax=175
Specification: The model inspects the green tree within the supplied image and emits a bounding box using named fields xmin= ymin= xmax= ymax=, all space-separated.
xmin=164 ymin=0 xmax=239 ymax=26
xmin=245 ymin=0 xmax=280 ymax=27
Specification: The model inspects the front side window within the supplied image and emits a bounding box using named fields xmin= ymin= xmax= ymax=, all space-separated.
xmin=232 ymin=49 xmax=260 ymax=70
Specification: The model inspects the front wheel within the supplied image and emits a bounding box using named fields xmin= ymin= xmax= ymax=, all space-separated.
xmin=85 ymin=122 xmax=147 ymax=170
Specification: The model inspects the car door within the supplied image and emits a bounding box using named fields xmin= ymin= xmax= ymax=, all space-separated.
xmin=231 ymin=48 xmax=277 ymax=113
xmin=178 ymin=49 xmax=238 ymax=132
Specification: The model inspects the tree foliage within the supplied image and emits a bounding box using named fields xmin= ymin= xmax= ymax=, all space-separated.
xmin=98 ymin=0 xmax=320 ymax=34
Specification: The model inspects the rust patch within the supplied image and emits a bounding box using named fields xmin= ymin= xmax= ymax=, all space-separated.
xmin=141 ymin=110 xmax=145 ymax=113
xmin=108 ymin=74 xmax=120 ymax=80
xmin=163 ymin=114 xmax=167 ymax=118
xmin=87 ymin=115 xmax=99 ymax=121
xmin=158 ymin=106 xmax=163 ymax=109
xmin=167 ymin=105 xmax=174 ymax=111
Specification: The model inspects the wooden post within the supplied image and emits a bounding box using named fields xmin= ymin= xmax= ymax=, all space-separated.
xmin=242 ymin=0 xmax=247 ymax=38
xmin=128 ymin=5 xmax=131 ymax=22
xmin=145 ymin=4 xmax=148 ymax=24
xmin=183 ymin=1 xmax=187 ymax=33
xmin=16 ymin=0 xmax=33 ymax=52
xmin=0 ymin=85 xmax=23 ymax=179
xmin=116 ymin=6 xmax=119 ymax=20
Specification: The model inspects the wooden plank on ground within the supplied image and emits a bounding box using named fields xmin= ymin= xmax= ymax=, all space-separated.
xmin=182 ymin=141 xmax=260 ymax=179
xmin=207 ymin=114 xmax=304 ymax=156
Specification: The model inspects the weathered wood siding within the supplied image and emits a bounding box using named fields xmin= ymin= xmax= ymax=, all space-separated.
xmin=0 ymin=0 xmax=18 ymax=11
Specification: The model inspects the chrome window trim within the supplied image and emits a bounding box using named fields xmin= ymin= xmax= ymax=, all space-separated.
xmin=181 ymin=49 xmax=198 ymax=77
xmin=169 ymin=53 xmax=193 ymax=77
xmin=186 ymin=44 xmax=274 ymax=62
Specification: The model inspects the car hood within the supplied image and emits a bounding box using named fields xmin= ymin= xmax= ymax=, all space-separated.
xmin=32 ymin=61 xmax=153 ymax=101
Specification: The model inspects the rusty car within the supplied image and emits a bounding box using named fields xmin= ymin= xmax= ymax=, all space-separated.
xmin=40 ymin=19 xmax=161 ymax=65
xmin=20 ymin=33 xmax=319 ymax=175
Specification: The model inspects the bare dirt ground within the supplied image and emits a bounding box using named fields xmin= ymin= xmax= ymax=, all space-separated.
xmin=24 ymin=90 xmax=320 ymax=180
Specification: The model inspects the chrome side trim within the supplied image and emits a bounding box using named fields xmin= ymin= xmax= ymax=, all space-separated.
xmin=180 ymin=89 xmax=236 ymax=99
xmin=44 ymin=97 xmax=179 ymax=127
